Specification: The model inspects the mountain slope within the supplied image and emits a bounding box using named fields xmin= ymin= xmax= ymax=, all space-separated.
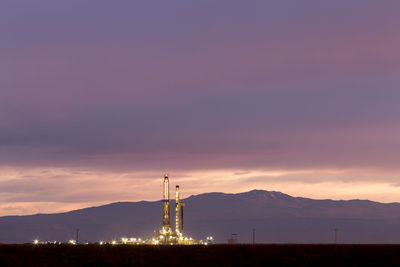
xmin=1 ymin=190 xmax=400 ymax=244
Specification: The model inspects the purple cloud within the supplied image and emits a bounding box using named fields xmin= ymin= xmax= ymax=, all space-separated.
xmin=0 ymin=1 xmax=400 ymax=215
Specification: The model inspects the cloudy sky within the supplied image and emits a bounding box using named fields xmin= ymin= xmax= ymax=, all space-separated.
xmin=1 ymin=1 xmax=400 ymax=216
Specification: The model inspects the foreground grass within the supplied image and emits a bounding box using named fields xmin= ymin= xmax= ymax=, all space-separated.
xmin=1 ymin=244 xmax=400 ymax=266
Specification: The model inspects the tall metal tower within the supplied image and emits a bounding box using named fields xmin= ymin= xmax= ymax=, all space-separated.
xmin=180 ymin=202 xmax=184 ymax=234
xmin=175 ymin=185 xmax=180 ymax=235
xmin=162 ymin=174 xmax=171 ymax=233
xmin=334 ymin=228 xmax=339 ymax=244
xmin=175 ymin=185 xmax=185 ymax=235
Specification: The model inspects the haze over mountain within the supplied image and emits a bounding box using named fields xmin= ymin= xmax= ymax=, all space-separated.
xmin=1 ymin=189 xmax=400 ymax=244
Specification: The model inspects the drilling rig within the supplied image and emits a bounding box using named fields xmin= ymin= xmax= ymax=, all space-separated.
xmin=153 ymin=174 xmax=198 ymax=245
xmin=116 ymin=174 xmax=213 ymax=245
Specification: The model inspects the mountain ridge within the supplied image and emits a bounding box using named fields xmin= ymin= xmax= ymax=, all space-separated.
xmin=1 ymin=189 xmax=400 ymax=244
xmin=3 ymin=189 xmax=399 ymax=219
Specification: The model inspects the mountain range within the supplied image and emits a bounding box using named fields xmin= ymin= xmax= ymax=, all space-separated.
xmin=1 ymin=190 xmax=400 ymax=244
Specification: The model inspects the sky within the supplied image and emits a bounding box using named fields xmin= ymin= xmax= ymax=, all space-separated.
xmin=1 ymin=1 xmax=400 ymax=216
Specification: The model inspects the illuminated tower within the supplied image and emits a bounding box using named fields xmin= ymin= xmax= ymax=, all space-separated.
xmin=180 ymin=202 xmax=184 ymax=234
xmin=175 ymin=185 xmax=180 ymax=235
xmin=162 ymin=174 xmax=171 ymax=233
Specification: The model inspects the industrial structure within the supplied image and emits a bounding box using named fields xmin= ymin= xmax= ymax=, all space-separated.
xmin=121 ymin=174 xmax=211 ymax=245
xmin=152 ymin=174 xmax=199 ymax=245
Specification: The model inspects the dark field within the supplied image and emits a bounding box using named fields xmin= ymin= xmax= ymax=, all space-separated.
xmin=1 ymin=244 xmax=400 ymax=266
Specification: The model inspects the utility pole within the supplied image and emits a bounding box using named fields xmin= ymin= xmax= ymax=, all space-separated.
xmin=334 ymin=228 xmax=338 ymax=244
xmin=252 ymin=228 xmax=255 ymax=244
xmin=76 ymin=229 xmax=80 ymax=244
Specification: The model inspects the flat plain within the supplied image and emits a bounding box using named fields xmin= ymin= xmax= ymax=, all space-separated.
xmin=1 ymin=244 xmax=400 ymax=266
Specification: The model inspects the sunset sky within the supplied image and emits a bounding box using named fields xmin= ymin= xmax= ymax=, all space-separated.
xmin=1 ymin=1 xmax=400 ymax=216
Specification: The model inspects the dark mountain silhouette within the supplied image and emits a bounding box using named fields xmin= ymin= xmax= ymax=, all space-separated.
xmin=1 ymin=190 xmax=400 ymax=244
